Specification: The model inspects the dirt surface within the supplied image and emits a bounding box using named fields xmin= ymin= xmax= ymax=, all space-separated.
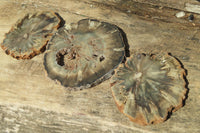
xmin=0 ymin=0 xmax=200 ymax=133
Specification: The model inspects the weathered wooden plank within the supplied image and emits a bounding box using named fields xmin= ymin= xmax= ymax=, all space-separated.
xmin=132 ymin=0 xmax=200 ymax=14
xmin=84 ymin=0 xmax=200 ymax=27
xmin=0 ymin=0 xmax=200 ymax=132
xmin=87 ymin=0 xmax=200 ymax=14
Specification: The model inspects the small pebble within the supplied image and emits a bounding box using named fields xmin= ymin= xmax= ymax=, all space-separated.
xmin=175 ymin=11 xmax=185 ymax=18
xmin=127 ymin=10 xmax=131 ymax=13
xmin=188 ymin=14 xmax=194 ymax=21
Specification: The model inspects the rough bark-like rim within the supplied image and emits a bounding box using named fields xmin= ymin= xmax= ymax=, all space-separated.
xmin=43 ymin=18 xmax=127 ymax=90
xmin=1 ymin=11 xmax=63 ymax=60
xmin=110 ymin=53 xmax=188 ymax=126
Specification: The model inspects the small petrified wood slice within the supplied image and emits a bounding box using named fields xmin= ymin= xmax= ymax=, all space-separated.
xmin=44 ymin=19 xmax=125 ymax=90
xmin=1 ymin=11 xmax=62 ymax=59
xmin=110 ymin=53 xmax=187 ymax=125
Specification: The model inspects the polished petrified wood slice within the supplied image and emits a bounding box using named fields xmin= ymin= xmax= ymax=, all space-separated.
xmin=44 ymin=19 xmax=125 ymax=90
xmin=1 ymin=11 xmax=63 ymax=59
xmin=110 ymin=53 xmax=187 ymax=125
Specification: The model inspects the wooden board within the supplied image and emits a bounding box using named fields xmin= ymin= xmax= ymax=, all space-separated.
xmin=0 ymin=0 xmax=200 ymax=132
xmin=86 ymin=0 xmax=200 ymax=13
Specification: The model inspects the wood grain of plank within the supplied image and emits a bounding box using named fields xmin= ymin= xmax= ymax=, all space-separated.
xmin=0 ymin=0 xmax=200 ymax=132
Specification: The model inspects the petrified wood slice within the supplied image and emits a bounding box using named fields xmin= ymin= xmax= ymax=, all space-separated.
xmin=44 ymin=19 xmax=125 ymax=90
xmin=1 ymin=11 xmax=62 ymax=59
xmin=110 ymin=53 xmax=187 ymax=125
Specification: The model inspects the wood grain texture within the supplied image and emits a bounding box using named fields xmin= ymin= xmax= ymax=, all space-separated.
xmin=0 ymin=0 xmax=200 ymax=132
xmin=85 ymin=0 xmax=200 ymax=13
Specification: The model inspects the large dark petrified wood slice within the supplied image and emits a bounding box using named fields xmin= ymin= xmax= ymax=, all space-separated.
xmin=44 ymin=19 xmax=125 ymax=90
xmin=110 ymin=53 xmax=187 ymax=125
xmin=1 ymin=11 xmax=62 ymax=59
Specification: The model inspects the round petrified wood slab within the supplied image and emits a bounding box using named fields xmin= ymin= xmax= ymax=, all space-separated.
xmin=1 ymin=11 xmax=62 ymax=59
xmin=110 ymin=53 xmax=187 ymax=125
xmin=44 ymin=19 xmax=125 ymax=90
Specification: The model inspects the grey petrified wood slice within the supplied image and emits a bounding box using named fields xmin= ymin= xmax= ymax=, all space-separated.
xmin=1 ymin=11 xmax=63 ymax=59
xmin=110 ymin=53 xmax=187 ymax=125
xmin=44 ymin=19 xmax=125 ymax=90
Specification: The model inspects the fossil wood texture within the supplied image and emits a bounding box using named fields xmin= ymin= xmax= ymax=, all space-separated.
xmin=110 ymin=54 xmax=187 ymax=125
xmin=1 ymin=11 xmax=62 ymax=59
xmin=44 ymin=19 xmax=125 ymax=89
xmin=0 ymin=0 xmax=199 ymax=133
